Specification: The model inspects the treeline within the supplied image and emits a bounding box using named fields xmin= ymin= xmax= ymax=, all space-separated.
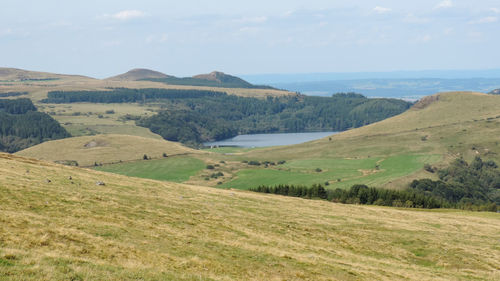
xmin=0 ymin=98 xmax=36 ymax=114
xmin=250 ymin=157 xmax=500 ymax=212
xmin=410 ymin=157 xmax=500 ymax=208
xmin=0 ymin=98 xmax=70 ymax=152
xmin=41 ymin=88 xmax=226 ymax=103
xmin=250 ymin=184 xmax=445 ymax=209
xmin=0 ymin=92 xmax=28 ymax=98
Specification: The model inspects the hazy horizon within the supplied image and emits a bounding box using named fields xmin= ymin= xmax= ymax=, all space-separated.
xmin=2 ymin=0 xmax=500 ymax=78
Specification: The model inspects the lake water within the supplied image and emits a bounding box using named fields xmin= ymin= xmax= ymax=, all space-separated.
xmin=203 ymin=131 xmax=338 ymax=148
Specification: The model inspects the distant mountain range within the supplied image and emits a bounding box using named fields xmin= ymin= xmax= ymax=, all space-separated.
xmin=107 ymin=69 xmax=274 ymax=89
xmin=0 ymin=67 xmax=274 ymax=90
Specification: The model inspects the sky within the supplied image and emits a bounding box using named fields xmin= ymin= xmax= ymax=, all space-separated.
xmin=1 ymin=0 xmax=500 ymax=78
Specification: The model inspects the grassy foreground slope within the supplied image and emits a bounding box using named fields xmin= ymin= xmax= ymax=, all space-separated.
xmin=15 ymin=134 xmax=201 ymax=167
xmin=0 ymin=153 xmax=499 ymax=280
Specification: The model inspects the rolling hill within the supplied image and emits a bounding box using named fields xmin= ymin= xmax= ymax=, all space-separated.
xmin=142 ymin=71 xmax=275 ymax=89
xmin=0 ymin=67 xmax=93 ymax=82
xmin=15 ymin=134 xmax=202 ymax=167
xmin=0 ymin=152 xmax=499 ymax=280
xmin=106 ymin=68 xmax=172 ymax=81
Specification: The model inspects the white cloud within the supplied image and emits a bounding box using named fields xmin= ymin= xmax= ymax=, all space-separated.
xmin=468 ymin=16 xmax=498 ymax=24
xmin=104 ymin=10 xmax=146 ymax=21
xmin=373 ymin=6 xmax=392 ymax=14
xmin=490 ymin=8 xmax=500 ymax=14
xmin=435 ymin=0 xmax=453 ymax=9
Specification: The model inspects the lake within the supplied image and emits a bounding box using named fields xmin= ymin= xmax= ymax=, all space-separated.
xmin=203 ymin=131 xmax=338 ymax=148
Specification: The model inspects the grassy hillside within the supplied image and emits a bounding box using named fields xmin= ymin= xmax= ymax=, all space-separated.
xmin=106 ymin=68 xmax=171 ymax=81
xmin=95 ymin=156 xmax=206 ymax=183
xmin=15 ymin=134 xmax=202 ymax=167
xmin=0 ymin=153 xmax=499 ymax=280
xmin=223 ymin=92 xmax=500 ymax=189
xmin=146 ymin=71 xmax=274 ymax=89
xmin=0 ymin=67 xmax=92 ymax=82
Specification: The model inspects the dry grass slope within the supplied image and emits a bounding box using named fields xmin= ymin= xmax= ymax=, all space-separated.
xmin=0 ymin=153 xmax=499 ymax=280
xmin=15 ymin=134 xmax=202 ymax=167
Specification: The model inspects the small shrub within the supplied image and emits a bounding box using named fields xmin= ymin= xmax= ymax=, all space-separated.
xmin=248 ymin=161 xmax=261 ymax=166
xmin=105 ymin=109 xmax=115 ymax=114
xmin=206 ymin=165 xmax=215 ymax=169
xmin=162 ymin=153 xmax=168 ymax=157
xmin=424 ymin=164 xmax=434 ymax=173
xmin=315 ymin=168 xmax=322 ymax=172
xmin=143 ymin=154 xmax=149 ymax=160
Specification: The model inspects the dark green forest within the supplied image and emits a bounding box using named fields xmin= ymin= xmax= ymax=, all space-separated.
xmin=0 ymin=92 xmax=28 ymax=98
xmin=0 ymin=98 xmax=70 ymax=152
xmin=42 ymin=88 xmax=226 ymax=103
xmin=250 ymin=157 xmax=499 ymax=212
xmin=40 ymin=89 xmax=411 ymax=145
xmin=410 ymin=157 xmax=500 ymax=207
xmin=139 ymin=93 xmax=411 ymax=145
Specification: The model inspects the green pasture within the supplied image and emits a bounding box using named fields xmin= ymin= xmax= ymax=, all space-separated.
xmin=222 ymin=154 xmax=441 ymax=190
xmin=95 ymin=156 xmax=205 ymax=182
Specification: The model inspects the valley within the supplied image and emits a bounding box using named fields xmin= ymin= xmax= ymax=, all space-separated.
xmin=1 ymin=67 xmax=500 ymax=280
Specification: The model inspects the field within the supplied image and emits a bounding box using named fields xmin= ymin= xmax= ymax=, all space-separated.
xmin=221 ymin=154 xmax=441 ymax=190
xmin=16 ymin=134 xmax=201 ymax=167
xmin=95 ymin=156 xmax=206 ymax=182
xmin=0 ymin=153 xmax=499 ymax=280
xmin=37 ymin=103 xmax=163 ymax=139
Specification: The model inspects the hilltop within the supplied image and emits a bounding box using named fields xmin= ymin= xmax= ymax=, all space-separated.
xmin=0 ymin=153 xmax=498 ymax=280
xmin=15 ymin=134 xmax=201 ymax=167
xmin=0 ymin=67 xmax=92 ymax=81
xmin=106 ymin=68 xmax=172 ymax=81
xmin=142 ymin=70 xmax=275 ymax=89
